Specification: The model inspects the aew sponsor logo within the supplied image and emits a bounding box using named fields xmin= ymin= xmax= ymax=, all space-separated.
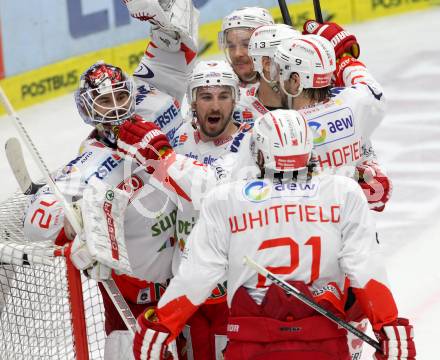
xmin=243 ymin=180 xmax=271 ymax=202
xmin=243 ymin=179 xmax=318 ymax=203
xmin=308 ymin=107 xmax=355 ymax=146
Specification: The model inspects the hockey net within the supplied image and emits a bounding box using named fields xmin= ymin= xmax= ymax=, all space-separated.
xmin=0 ymin=192 xmax=106 ymax=360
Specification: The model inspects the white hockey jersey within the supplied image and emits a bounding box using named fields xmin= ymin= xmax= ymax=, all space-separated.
xmin=156 ymin=174 xmax=398 ymax=335
xmin=23 ymin=135 xmax=177 ymax=303
xmin=133 ymin=27 xmax=198 ymax=141
xmin=167 ymin=122 xmax=255 ymax=284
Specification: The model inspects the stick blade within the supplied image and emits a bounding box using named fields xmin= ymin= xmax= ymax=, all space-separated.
xmin=5 ymin=137 xmax=33 ymax=194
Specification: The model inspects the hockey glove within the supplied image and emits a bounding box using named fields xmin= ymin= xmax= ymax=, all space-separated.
xmin=117 ymin=117 xmax=173 ymax=169
xmin=303 ymin=20 xmax=360 ymax=59
xmin=133 ymin=307 xmax=174 ymax=360
xmin=334 ymin=55 xmax=367 ymax=87
xmin=70 ymin=233 xmax=112 ymax=281
xmin=374 ymin=318 xmax=416 ymax=359
xmin=356 ymin=161 xmax=392 ymax=212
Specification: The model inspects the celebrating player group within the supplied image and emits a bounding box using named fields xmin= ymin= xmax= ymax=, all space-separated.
xmin=22 ymin=0 xmax=415 ymax=359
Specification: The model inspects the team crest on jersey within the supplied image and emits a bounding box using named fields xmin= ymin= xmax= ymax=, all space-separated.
xmin=308 ymin=107 xmax=355 ymax=146
xmin=243 ymin=180 xmax=271 ymax=202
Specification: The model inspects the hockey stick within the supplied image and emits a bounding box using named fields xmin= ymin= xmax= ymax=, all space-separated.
xmin=5 ymin=137 xmax=44 ymax=195
xmin=0 ymin=87 xmax=138 ymax=335
xmin=243 ymin=256 xmax=382 ymax=352
xmin=277 ymin=0 xmax=293 ymax=26
xmin=313 ymin=0 xmax=324 ymax=23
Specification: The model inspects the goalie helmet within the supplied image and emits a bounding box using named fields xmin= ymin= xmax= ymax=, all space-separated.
xmin=75 ymin=61 xmax=136 ymax=126
xmin=218 ymin=7 xmax=274 ymax=55
xmin=251 ymin=109 xmax=313 ymax=172
xmin=188 ymin=60 xmax=240 ymax=103
xmin=248 ymin=24 xmax=300 ymax=83
xmin=273 ymin=34 xmax=336 ymax=97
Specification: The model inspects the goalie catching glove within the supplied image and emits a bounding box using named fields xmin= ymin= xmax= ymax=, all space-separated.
xmin=70 ymin=178 xmax=133 ymax=280
xmin=123 ymin=0 xmax=199 ymax=48
xmin=374 ymin=318 xmax=416 ymax=359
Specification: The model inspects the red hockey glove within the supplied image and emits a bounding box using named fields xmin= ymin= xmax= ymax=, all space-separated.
xmin=117 ymin=116 xmax=173 ymax=167
xmin=303 ymin=20 xmax=360 ymax=59
xmin=334 ymin=55 xmax=366 ymax=87
xmin=373 ymin=318 xmax=416 ymax=360
xmin=133 ymin=307 xmax=174 ymax=360
xmin=356 ymin=161 xmax=392 ymax=212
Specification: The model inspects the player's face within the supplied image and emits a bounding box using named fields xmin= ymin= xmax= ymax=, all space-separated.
xmin=193 ymin=86 xmax=235 ymax=138
xmin=225 ymin=28 xmax=256 ymax=82
xmin=92 ymin=90 xmax=131 ymax=123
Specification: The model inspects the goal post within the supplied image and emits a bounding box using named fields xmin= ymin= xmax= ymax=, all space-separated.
xmin=0 ymin=192 xmax=107 ymax=359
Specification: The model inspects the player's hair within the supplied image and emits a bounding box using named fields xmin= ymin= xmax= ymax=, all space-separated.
xmin=302 ymin=86 xmax=332 ymax=103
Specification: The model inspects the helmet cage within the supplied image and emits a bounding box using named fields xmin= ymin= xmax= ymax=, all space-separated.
xmin=75 ymin=62 xmax=136 ymax=126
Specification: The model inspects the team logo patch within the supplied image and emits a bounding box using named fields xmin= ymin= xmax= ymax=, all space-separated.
xmin=105 ymin=190 xmax=115 ymax=201
xmin=243 ymin=180 xmax=271 ymax=202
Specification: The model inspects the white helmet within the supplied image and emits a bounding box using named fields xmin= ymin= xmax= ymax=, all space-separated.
xmin=188 ymin=60 xmax=240 ymax=103
xmin=273 ymin=34 xmax=336 ymax=97
xmin=218 ymin=7 xmax=274 ymax=50
xmin=251 ymin=109 xmax=313 ymax=172
xmin=248 ymin=24 xmax=300 ymax=83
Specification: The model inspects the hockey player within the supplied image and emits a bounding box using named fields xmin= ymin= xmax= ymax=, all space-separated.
xmin=23 ymin=1 xmax=199 ymax=358
xmin=129 ymin=109 xmax=416 ymax=360
xmin=218 ymin=7 xmax=274 ymax=90
xmin=119 ymin=60 xmax=254 ymax=359
xmin=22 ymin=62 xmax=179 ymax=359
xmin=245 ymin=25 xmax=391 ymax=213
xmin=242 ymin=23 xmax=300 ymax=117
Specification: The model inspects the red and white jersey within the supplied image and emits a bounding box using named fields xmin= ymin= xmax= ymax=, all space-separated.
xmin=134 ymin=29 xmax=197 ymax=141
xmin=233 ymin=83 xmax=268 ymax=125
xmin=238 ymin=64 xmax=385 ymax=176
xmin=157 ymin=174 xmax=398 ymax=333
xmin=23 ymin=135 xmax=176 ymax=301
xmin=166 ymin=122 xmax=255 ymax=282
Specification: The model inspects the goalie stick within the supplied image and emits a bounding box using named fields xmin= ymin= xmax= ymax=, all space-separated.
xmin=5 ymin=137 xmax=44 ymax=195
xmin=243 ymin=256 xmax=382 ymax=352
xmin=0 ymin=87 xmax=139 ymax=336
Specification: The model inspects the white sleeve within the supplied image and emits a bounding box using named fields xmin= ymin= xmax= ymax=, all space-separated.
xmin=150 ymin=154 xmax=218 ymax=211
xmin=338 ymin=179 xmax=388 ymax=289
xmin=23 ymin=161 xmax=86 ymax=243
xmin=158 ymin=190 xmax=228 ymax=308
xmin=133 ymin=27 xmax=197 ymax=102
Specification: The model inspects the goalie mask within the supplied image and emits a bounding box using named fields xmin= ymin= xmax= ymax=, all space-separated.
xmin=272 ymin=35 xmax=336 ymax=100
xmin=251 ymin=109 xmax=313 ymax=172
xmin=75 ymin=61 xmax=136 ymax=127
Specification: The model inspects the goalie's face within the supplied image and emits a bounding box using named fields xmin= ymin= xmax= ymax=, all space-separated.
xmin=193 ymin=86 xmax=235 ymax=139
xmin=224 ymin=28 xmax=256 ymax=83
xmin=92 ymin=89 xmax=132 ymax=125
